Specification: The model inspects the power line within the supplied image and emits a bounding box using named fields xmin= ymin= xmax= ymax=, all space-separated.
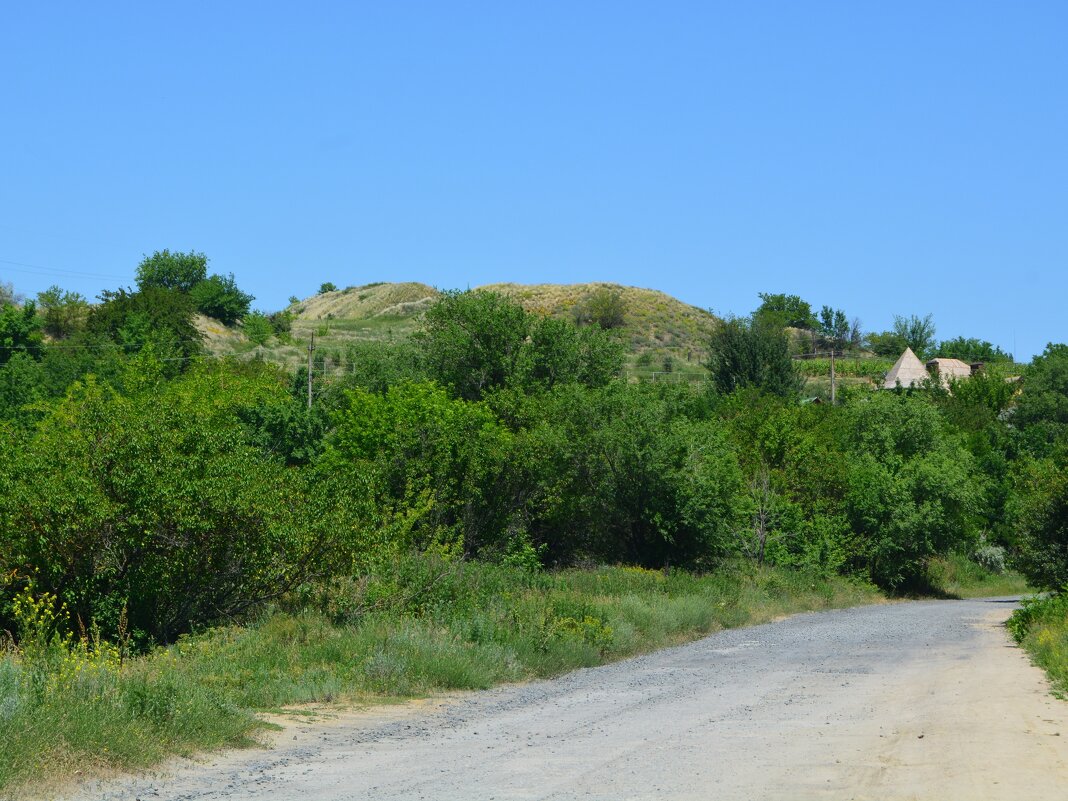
xmin=0 ymin=257 xmax=132 ymax=282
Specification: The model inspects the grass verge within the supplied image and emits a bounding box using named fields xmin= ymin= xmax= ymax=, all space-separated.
xmin=0 ymin=557 xmax=881 ymax=798
xmin=925 ymin=552 xmax=1032 ymax=598
xmin=1008 ymin=592 xmax=1068 ymax=699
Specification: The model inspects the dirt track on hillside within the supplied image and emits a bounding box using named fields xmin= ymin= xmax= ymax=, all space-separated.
xmin=69 ymin=598 xmax=1068 ymax=801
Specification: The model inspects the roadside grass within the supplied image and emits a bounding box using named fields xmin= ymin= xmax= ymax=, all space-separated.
xmin=0 ymin=558 xmax=880 ymax=798
xmin=925 ymin=552 xmax=1032 ymax=599
xmin=1008 ymin=592 xmax=1068 ymax=698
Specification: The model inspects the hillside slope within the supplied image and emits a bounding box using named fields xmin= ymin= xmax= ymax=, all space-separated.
xmin=202 ymin=281 xmax=718 ymax=380
xmin=478 ymin=282 xmax=716 ymax=377
xmin=292 ymin=282 xmax=439 ymax=320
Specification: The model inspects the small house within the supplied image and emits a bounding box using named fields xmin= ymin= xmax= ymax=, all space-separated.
xmin=926 ymin=357 xmax=973 ymax=388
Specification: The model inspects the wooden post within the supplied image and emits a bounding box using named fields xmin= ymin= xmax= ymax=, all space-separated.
xmin=830 ymin=349 xmax=837 ymax=405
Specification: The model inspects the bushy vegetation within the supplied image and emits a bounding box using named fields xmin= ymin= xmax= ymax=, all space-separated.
xmin=1 ymin=265 xmax=1065 ymax=794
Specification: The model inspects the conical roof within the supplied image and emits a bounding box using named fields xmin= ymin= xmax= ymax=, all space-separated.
xmin=882 ymin=347 xmax=929 ymax=389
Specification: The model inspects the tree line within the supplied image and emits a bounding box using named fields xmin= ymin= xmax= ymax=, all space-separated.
xmin=1 ymin=256 xmax=1065 ymax=649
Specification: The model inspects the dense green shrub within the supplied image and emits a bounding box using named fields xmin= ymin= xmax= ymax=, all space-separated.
xmin=87 ymin=287 xmax=202 ymax=364
xmin=190 ymin=273 xmax=254 ymax=324
xmin=135 ymin=250 xmax=208 ymax=293
xmin=0 ymin=301 xmax=43 ymax=366
xmin=1011 ymin=450 xmax=1068 ymax=590
xmin=0 ymin=365 xmax=358 ymax=643
xmin=707 ymin=316 xmax=804 ymax=398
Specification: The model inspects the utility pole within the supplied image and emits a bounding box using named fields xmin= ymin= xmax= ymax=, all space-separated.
xmin=307 ymin=332 xmax=315 ymax=409
xmin=830 ymin=349 xmax=837 ymax=405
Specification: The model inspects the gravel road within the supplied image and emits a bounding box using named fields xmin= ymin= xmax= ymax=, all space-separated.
xmin=70 ymin=598 xmax=1068 ymax=801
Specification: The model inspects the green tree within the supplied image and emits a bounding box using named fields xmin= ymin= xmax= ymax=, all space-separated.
xmin=842 ymin=392 xmax=978 ymax=588
xmin=35 ymin=285 xmax=88 ymax=339
xmin=754 ymin=292 xmax=817 ymax=330
xmin=319 ymin=282 xmax=337 ymax=294
xmin=0 ymin=352 xmax=43 ymax=421
xmin=937 ymin=336 xmax=1011 ymax=364
xmin=342 ymin=340 xmax=427 ymax=395
xmin=1011 ymin=447 xmax=1068 ymax=590
xmin=892 ymin=314 xmax=937 ymax=360
xmin=0 ymin=301 xmax=43 ymax=365
xmin=326 ymin=381 xmax=516 ymax=557
xmin=0 ymin=281 xmax=20 ymax=306
xmin=1013 ymin=344 xmax=1068 ymax=446
xmin=707 ymin=316 xmax=804 ymax=398
xmin=417 ymin=291 xmax=531 ymax=401
xmin=512 ymin=383 xmax=745 ymax=567
xmin=87 ymin=287 xmax=202 ymax=364
xmin=514 ymin=315 xmax=623 ymax=392
xmin=189 ymin=273 xmax=254 ymax=324
xmin=135 ymin=249 xmax=208 ymax=293
xmin=866 ymin=330 xmax=908 ymax=357
xmin=243 ymin=311 xmax=273 ymax=345
xmin=818 ymin=306 xmax=851 ymax=348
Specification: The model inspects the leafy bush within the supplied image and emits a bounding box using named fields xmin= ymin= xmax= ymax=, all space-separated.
xmin=575 ymin=287 xmax=627 ymax=329
xmin=243 ymin=311 xmax=273 ymax=345
xmin=190 ymin=273 xmax=254 ymax=324
xmin=0 ymin=365 xmax=356 ymax=643
xmin=87 ymin=287 xmax=202 ymax=363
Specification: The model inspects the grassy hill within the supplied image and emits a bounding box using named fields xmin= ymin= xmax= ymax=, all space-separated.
xmin=197 ymin=281 xmax=897 ymax=396
xmin=201 ymin=281 xmax=720 ymax=381
xmin=480 ymin=282 xmax=717 ymax=379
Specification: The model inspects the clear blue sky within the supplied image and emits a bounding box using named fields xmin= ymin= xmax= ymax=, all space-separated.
xmin=2 ymin=2 xmax=1065 ymax=359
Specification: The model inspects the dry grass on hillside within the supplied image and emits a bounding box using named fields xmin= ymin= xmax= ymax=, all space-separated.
xmin=293 ymin=282 xmax=440 ymax=321
xmin=199 ymin=281 xmax=719 ymax=379
xmin=481 ymin=282 xmax=718 ymax=369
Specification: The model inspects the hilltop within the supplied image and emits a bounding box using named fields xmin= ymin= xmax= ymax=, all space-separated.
xmin=202 ymin=281 xmax=720 ymax=379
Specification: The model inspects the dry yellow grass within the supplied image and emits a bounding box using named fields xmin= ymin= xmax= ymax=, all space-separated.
xmin=292 ymin=282 xmax=439 ymax=321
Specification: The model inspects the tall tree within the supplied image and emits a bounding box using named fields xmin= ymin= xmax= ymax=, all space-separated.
xmin=135 ymin=249 xmax=208 ymax=293
xmin=707 ymin=316 xmax=804 ymax=398
xmin=818 ymin=306 xmax=851 ymax=348
xmin=35 ymin=285 xmax=88 ymax=338
xmin=416 ymin=290 xmax=531 ymax=401
xmin=754 ymin=292 xmax=817 ymax=330
xmin=0 ymin=301 xmax=43 ymax=366
xmin=892 ymin=313 xmax=937 ymax=359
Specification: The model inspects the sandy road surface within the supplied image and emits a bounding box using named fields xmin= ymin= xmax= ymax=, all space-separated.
xmin=70 ymin=598 xmax=1068 ymax=801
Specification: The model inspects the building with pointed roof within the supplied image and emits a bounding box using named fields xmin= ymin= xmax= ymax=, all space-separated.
xmin=882 ymin=347 xmax=929 ymax=389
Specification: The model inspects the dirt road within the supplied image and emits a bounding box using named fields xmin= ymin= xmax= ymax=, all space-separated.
xmin=71 ymin=598 xmax=1068 ymax=801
